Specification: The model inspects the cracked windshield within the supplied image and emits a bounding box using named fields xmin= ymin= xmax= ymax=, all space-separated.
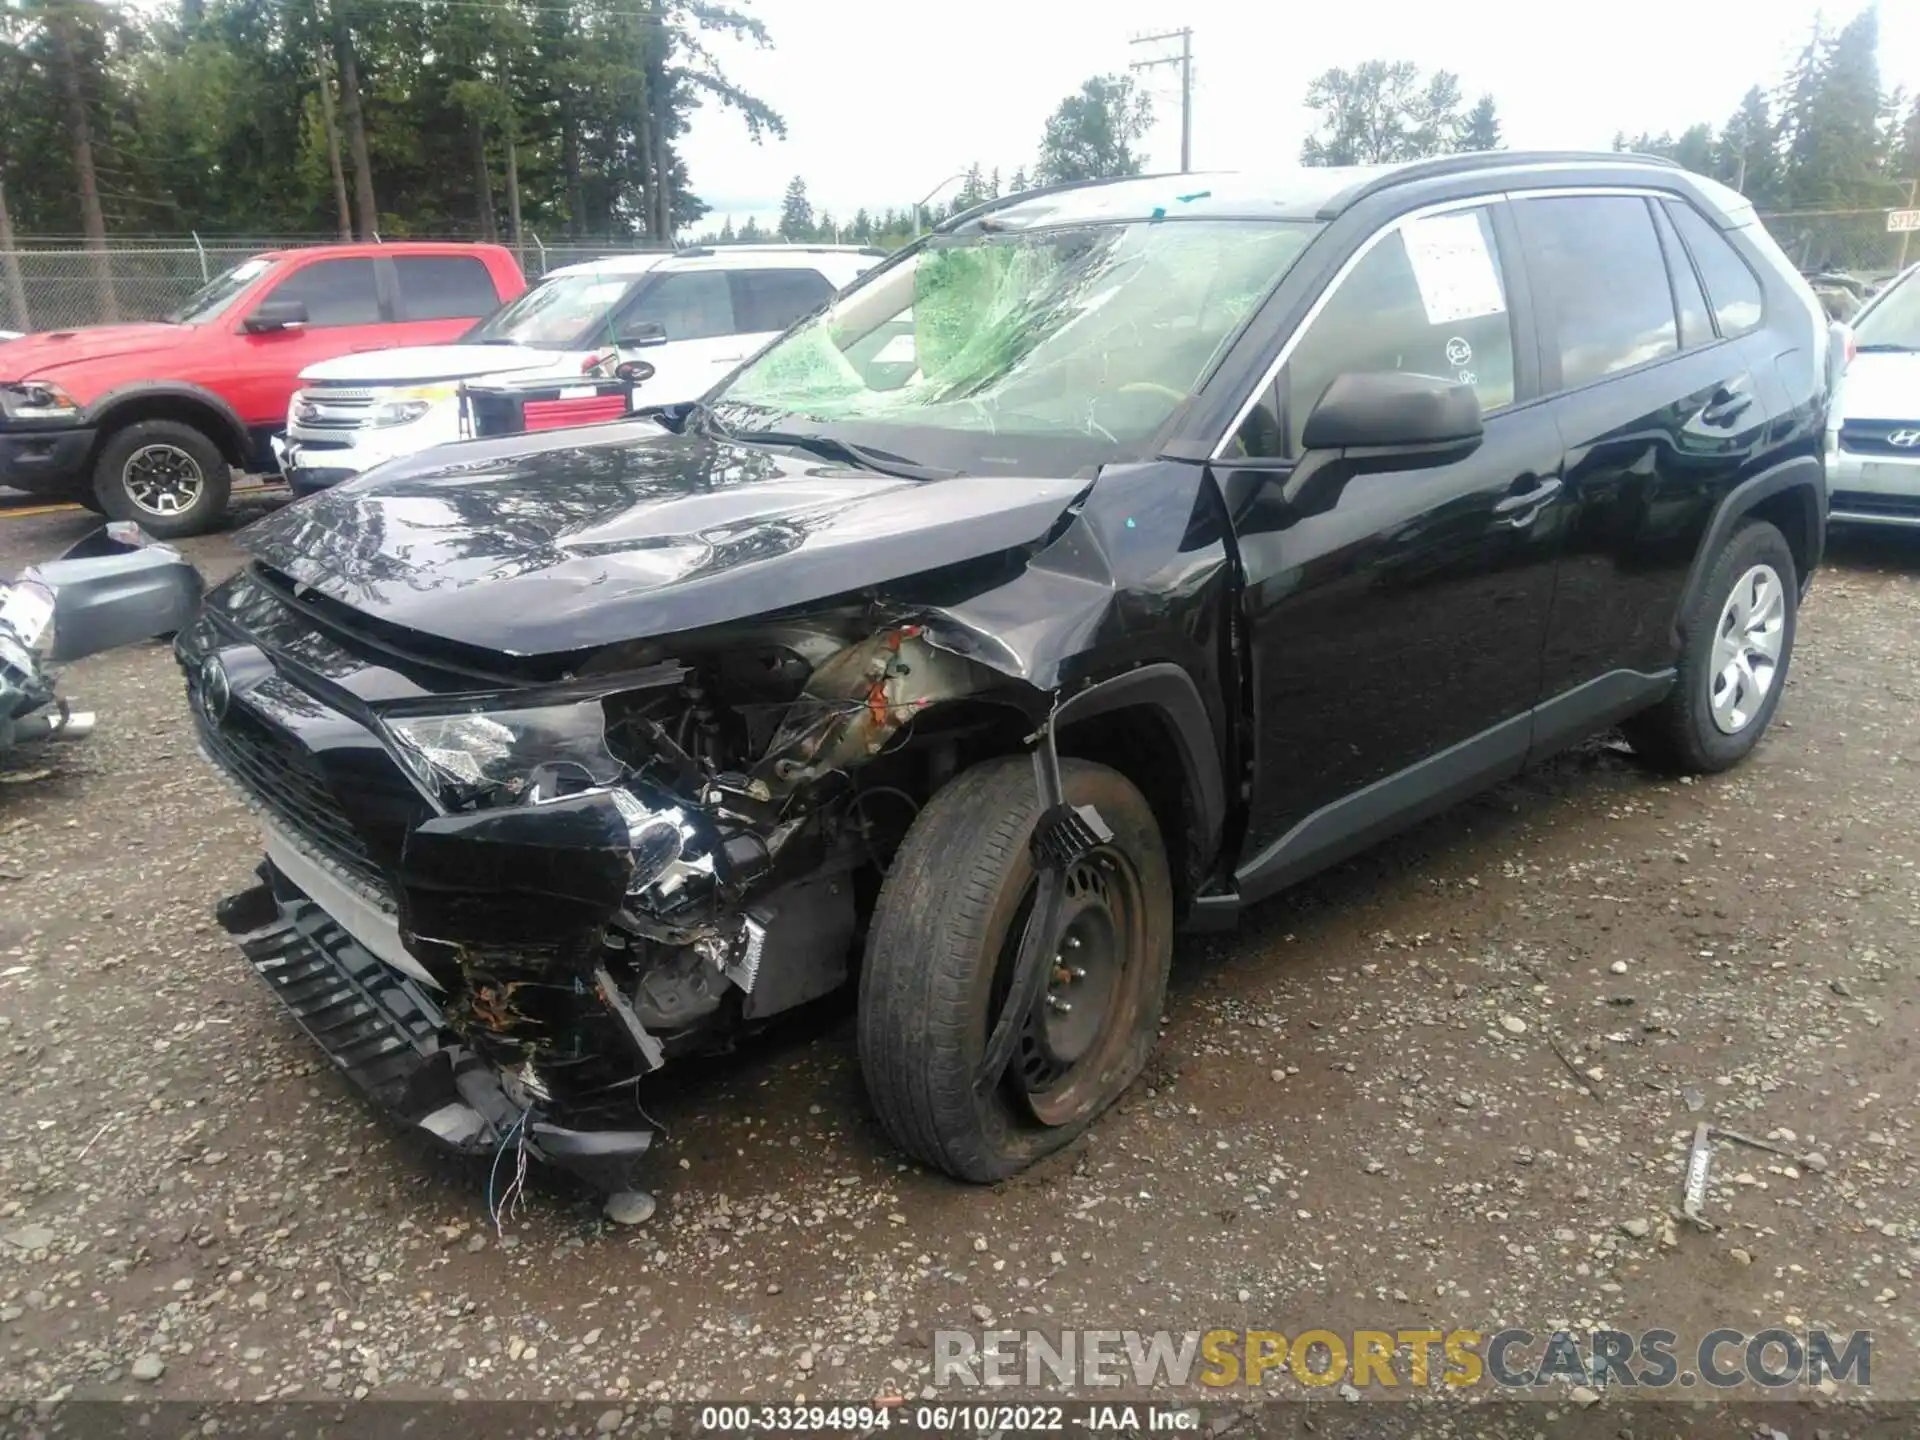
xmin=713 ymin=219 xmax=1319 ymax=465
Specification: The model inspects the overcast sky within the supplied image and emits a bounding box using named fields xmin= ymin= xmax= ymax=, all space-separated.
xmin=679 ymin=0 xmax=1920 ymax=231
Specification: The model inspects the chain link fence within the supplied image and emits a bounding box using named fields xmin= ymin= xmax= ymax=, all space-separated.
xmin=0 ymin=235 xmax=675 ymax=333
xmin=1755 ymin=209 xmax=1914 ymax=283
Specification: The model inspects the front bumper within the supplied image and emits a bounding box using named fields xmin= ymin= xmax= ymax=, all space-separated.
xmin=0 ymin=425 xmax=95 ymax=496
xmin=1827 ymin=432 xmax=1920 ymax=528
xmin=273 ymin=435 xmax=367 ymax=496
xmin=218 ymin=858 xmax=655 ymax=1194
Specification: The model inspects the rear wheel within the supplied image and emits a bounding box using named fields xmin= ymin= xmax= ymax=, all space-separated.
xmin=92 ymin=419 xmax=232 ymax=538
xmin=1625 ymin=518 xmax=1797 ymax=773
xmin=858 ymin=757 xmax=1173 ymax=1182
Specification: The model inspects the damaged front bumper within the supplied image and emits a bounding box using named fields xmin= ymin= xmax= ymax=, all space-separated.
xmin=217 ymin=853 xmax=656 ymax=1195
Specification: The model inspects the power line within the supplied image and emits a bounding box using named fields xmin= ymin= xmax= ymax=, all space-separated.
xmin=1129 ymin=26 xmax=1192 ymax=174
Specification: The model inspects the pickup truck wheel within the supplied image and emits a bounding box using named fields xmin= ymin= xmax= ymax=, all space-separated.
xmin=1624 ymin=518 xmax=1797 ymax=773
xmin=858 ymin=756 xmax=1172 ymax=1182
xmin=92 ymin=420 xmax=231 ymax=539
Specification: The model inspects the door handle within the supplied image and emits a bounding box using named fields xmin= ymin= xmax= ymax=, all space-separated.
xmin=1700 ymin=385 xmax=1753 ymax=427
xmin=1493 ymin=475 xmax=1562 ymax=521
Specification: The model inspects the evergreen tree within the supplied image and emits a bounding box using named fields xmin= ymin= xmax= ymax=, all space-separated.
xmin=1713 ymin=86 xmax=1782 ymax=203
xmin=1458 ymin=94 xmax=1501 ymax=151
xmin=778 ymin=174 xmax=812 ymax=239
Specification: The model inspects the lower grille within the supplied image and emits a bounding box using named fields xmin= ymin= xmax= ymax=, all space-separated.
xmin=239 ymin=885 xmax=447 ymax=1114
xmin=193 ymin=704 xmax=385 ymax=892
xmin=1831 ymin=489 xmax=1920 ymax=519
xmin=1838 ymin=421 xmax=1920 ymax=458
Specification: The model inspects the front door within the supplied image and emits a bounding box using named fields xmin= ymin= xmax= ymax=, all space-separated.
xmin=612 ymin=270 xmax=744 ymax=405
xmin=1215 ymin=199 xmax=1563 ymax=897
xmin=225 ymin=256 xmax=398 ymax=429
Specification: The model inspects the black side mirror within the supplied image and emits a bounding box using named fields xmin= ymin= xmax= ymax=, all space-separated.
xmin=617 ymin=320 xmax=669 ymax=349
xmin=243 ymin=299 xmax=310 ymax=334
xmin=1283 ymin=372 xmax=1483 ymax=519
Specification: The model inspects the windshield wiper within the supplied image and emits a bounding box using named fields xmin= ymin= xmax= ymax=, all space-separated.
xmin=722 ymin=428 xmax=958 ymax=481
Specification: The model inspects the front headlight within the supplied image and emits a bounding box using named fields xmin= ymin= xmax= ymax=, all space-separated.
xmin=0 ymin=578 xmax=56 ymax=654
xmin=366 ymin=383 xmax=458 ymax=429
xmin=6 ymin=381 xmax=82 ymax=423
xmin=384 ymin=698 xmax=627 ymax=810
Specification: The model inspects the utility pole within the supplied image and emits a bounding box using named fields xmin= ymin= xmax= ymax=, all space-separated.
xmin=1130 ymin=27 xmax=1193 ymax=173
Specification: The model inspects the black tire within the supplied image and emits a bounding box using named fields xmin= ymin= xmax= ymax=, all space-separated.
xmin=91 ymin=419 xmax=232 ymax=539
xmin=1624 ymin=518 xmax=1797 ymax=774
xmin=858 ymin=756 xmax=1173 ymax=1182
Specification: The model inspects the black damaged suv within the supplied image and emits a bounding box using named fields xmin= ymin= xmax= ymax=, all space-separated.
xmin=178 ymin=153 xmax=1832 ymax=1213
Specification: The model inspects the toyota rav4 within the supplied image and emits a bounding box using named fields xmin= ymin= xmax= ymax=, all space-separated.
xmin=177 ymin=154 xmax=1831 ymax=1218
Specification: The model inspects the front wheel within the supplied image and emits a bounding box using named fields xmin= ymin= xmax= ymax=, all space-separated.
xmin=857 ymin=756 xmax=1173 ymax=1182
xmin=1625 ymin=518 xmax=1797 ymax=773
xmin=92 ymin=419 xmax=232 ymax=539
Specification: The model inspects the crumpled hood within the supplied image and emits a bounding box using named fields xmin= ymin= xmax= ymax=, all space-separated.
xmin=238 ymin=424 xmax=1087 ymax=657
xmin=0 ymin=324 xmax=189 ymax=380
xmin=300 ymin=344 xmax=580 ymax=386
xmin=1835 ymin=352 xmax=1920 ymax=424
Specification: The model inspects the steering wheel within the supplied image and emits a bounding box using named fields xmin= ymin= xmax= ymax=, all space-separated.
xmin=1116 ymin=381 xmax=1189 ymax=403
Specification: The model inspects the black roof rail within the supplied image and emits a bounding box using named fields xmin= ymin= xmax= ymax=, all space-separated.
xmin=936 ymin=172 xmax=1185 ymax=234
xmin=1317 ymin=149 xmax=1685 ymax=218
xmin=673 ymin=243 xmax=890 ymax=258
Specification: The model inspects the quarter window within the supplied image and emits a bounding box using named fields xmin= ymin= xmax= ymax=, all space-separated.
xmin=618 ymin=271 xmax=735 ymax=342
xmin=393 ymin=256 xmax=500 ymax=321
xmin=1266 ymin=204 xmax=1515 ymax=456
xmin=1664 ymin=200 xmax=1764 ymax=337
xmin=1519 ymin=196 xmax=1677 ymax=388
xmin=732 ymin=268 xmax=835 ymax=333
xmin=1651 ymin=202 xmax=1713 ymax=349
xmin=260 ymin=258 xmax=382 ymax=328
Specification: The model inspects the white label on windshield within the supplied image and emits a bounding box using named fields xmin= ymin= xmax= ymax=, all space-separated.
xmin=1401 ymin=213 xmax=1507 ymax=325
xmin=579 ymin=282 xmax=629 ymax=304
xmin=875 ymin=334 xmax=917 ymax=364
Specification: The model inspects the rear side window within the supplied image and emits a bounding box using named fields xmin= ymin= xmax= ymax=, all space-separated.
xmin=1664 ymin=201 xmax=1764 ymax=337
xmin=261 ymin=258 xmax=382 ymax=327
xmin=1271 ymin=204 xmax=1516 ymax=455
xmin=1519 ymin=196 xmax=1676 ymax=389
xmin=394 ymin=256 xmax=500 ymax=321
xmin=731 ymin=268 xmax=834 ymax=334
xmin=618 ymin=271 xmax=735 ymax=342
xmin=1650 ymin=202 xmax=1713 ymax=349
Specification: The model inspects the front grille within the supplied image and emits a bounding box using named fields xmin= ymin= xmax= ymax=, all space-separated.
xmin=194 ymin=702 xmax=385 ymax=892
xmin=291 ymin=387 xmax=380 ymax=432
xmin=1838 ymin=421 xmax=1920 ymax=458
xmin=238 ymin=882 xmax=458 ymax=1121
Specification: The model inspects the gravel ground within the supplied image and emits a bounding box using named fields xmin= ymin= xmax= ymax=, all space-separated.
xmin=3 ymin=499 xmax=1919 ymax=1430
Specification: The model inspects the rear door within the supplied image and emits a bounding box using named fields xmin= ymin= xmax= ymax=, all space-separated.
xmin=1515 ymin=191 xmax=1780 ymax=745
xmin=387 ymin=254 xmax=508 ymax=337
xmin=225 ymin=256 xmax=392 ymax=428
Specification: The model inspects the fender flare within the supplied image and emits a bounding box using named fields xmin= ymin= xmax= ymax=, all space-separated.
xmin=1055 ymin=661 xmax=1227 ymax=869
xmin=83 ymin=381 xmax=252 ymax=463
xmin=1675 ymin=454 xmax=1826 ymax=632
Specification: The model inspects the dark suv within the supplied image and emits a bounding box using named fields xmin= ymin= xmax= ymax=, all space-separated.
xmin=177 ymin=153 xmax=1830 ymax=1217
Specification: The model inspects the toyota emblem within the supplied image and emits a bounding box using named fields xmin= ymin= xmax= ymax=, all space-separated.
xmin=197 ymin=654 xmax=232 ymax=724
xmin=1890 ymin=429 xmax=1920 ymax=449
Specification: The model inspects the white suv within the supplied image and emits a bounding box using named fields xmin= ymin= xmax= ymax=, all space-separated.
xmin=276 ymin=245 xmax=884 ymax=495
xmin=1826 ymin=262 xmax=1920 ymax=529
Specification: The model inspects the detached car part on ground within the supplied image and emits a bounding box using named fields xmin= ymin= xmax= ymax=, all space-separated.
xmin=3 ymin=523 xmax=201 ymax=760
xmin=176 ymin=155 xmax=1832 ymax=1219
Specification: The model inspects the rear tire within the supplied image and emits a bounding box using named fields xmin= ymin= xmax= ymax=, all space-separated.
xmin=1624 ymin=518 xmax=1797 ymax=773
xmin=858 ymin=757 xmax=1173 ymax=1182
xmin=92 ymin=419 xmax=232 ymax=539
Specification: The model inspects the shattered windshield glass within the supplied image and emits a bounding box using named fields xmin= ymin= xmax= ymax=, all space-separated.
xmin=710 ymin=219 xmax=1320 ymax=470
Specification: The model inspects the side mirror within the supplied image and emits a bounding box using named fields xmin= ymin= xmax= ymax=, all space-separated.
xmin=1282 ymin=372 xmax=1483 ymax=520
xmin=617 ymin=320 xmax=669 ymax=349
xmin=243 ymin=299 xmax=310 ymax=334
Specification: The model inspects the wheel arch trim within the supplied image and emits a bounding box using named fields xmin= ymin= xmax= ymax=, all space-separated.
xmin=1675 ymin=455 xmax=1825 ymax=643
xmin=84 ymin=382 xmax=252 ymax=466
xmin=1054 ymin=662 xmax=1227 ymax=872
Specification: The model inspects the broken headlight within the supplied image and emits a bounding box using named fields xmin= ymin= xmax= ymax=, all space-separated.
xmin=383 ymin=699 xmax=627 ymax=811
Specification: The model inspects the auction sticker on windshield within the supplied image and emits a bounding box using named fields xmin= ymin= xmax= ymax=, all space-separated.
xmin=1402 ymin=212 xmax=1507 ymax=326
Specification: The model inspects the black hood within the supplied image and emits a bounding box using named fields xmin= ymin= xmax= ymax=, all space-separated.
xmin=240 ymin=424 xmax=1087 ymax=657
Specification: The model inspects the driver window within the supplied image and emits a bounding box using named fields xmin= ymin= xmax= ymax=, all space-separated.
xmin=1248 ymin=205 xmax=1515 ymax=457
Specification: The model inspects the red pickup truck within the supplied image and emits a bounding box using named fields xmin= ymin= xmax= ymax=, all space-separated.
xmin=0 ymin=242 xmax=525 ymax=536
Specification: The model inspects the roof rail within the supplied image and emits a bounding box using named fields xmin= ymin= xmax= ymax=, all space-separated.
xmin=1317 ymin=149 xmax=1685 ymax=218
xmin=673 ymin=243 xmax=885 ymax=258
xmin=937 ymin=172 xmax=1185 ymax=234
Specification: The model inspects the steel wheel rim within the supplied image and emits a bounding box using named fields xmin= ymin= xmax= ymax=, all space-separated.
xmin=1709 ymin=562 xmax=1786 ymax=735
xmin=995 ymin=848 xmax=1146 ymax=1129
xmin=123 ymin=444 xmax=205 ymax=518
